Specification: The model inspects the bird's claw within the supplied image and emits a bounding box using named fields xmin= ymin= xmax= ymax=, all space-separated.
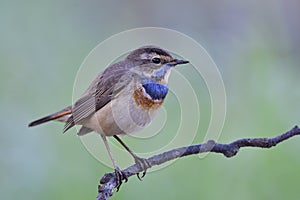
xmin=134 ymin=157 xmax=150 ymax=180
xmin=114 ymin=167 xmax=128 ymax=192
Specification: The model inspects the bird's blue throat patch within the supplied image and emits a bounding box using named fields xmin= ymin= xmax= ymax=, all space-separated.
xmin=142 ymin=83 xmax=168 ymax=100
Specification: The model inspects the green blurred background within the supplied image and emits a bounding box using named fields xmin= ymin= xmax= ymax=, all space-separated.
xmin=1 ymin=0 xmax=300 ymax=199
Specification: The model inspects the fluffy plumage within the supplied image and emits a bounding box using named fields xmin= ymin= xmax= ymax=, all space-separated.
xmin=29 ymin=46 xmax=188 ymax=136
xmin=28 ymin=46 xmax=189 ymax=187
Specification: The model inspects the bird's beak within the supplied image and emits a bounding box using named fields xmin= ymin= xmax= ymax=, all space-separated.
xmin=169 ymin=59 xmax=189 ymax=66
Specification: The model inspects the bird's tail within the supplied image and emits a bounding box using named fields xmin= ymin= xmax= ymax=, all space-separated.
xmin=28 ymin=106 xmax=72 ymax=127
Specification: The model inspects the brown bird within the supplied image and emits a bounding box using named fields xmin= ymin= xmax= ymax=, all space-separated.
xmin=29 ymin=46 xmax=189 ymax=189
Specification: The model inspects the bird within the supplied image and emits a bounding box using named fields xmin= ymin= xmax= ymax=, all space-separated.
xmin=28 ymin=46 xmax=189 ymax=189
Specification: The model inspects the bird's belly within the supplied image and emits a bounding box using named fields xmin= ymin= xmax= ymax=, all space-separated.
xmin=83 ymin=94 xmax=161 ymax=136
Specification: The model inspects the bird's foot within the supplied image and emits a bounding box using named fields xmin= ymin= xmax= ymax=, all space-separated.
xmin=114 ymin=167 xmax=128 ymax=192
xmin=134 ymin=156 xmax=150 ymax=180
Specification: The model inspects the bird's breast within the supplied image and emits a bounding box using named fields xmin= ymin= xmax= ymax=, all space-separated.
xmin=133 ymin=83 xmax=168 ymax=110
xmin=142 ymin=83 xmax=168 ymax=100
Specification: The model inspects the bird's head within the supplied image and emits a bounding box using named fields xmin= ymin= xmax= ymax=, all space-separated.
xmin=126 ymin=46 xmax=189 ymax=84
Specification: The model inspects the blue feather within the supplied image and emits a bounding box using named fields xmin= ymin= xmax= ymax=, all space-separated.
xmin=154 ymin=65 xmax=171 ymax=78
xmin=142 ymin=83 xmax=168 ymax=100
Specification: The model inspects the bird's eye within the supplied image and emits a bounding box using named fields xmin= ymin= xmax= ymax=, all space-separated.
xmin=151 ymin=57 xmax=161 ymax=64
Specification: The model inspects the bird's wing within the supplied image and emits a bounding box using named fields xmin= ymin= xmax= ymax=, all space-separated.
xmin=64 ymin=61 xmax=133 ymax=132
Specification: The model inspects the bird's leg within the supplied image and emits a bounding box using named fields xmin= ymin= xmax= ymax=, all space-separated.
xmin=101 ymin=135 xmax=127 ymax=191
xmin=113 ymin=135 xmax=150 ymax=180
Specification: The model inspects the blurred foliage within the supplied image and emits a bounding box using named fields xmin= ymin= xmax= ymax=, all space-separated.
xmin=1 ymin=0 xmax=300 ymax=200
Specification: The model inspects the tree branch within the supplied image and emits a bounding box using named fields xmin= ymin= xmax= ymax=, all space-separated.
xmin=96 ymin=125 xmax=300 ymax=200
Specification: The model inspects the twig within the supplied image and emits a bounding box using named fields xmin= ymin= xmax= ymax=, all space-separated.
xmin=96 ymin=125 xmax=300 ymax=200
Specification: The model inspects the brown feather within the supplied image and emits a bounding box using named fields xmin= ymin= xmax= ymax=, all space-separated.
xmin=133 ymin=87 xmax=164 ymax=110
xmin=28 ymin=106 xmax=72 ymax=127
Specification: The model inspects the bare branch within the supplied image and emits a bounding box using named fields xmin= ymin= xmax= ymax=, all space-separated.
xmin=96 ymin=125 xmax=300 ymax=200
